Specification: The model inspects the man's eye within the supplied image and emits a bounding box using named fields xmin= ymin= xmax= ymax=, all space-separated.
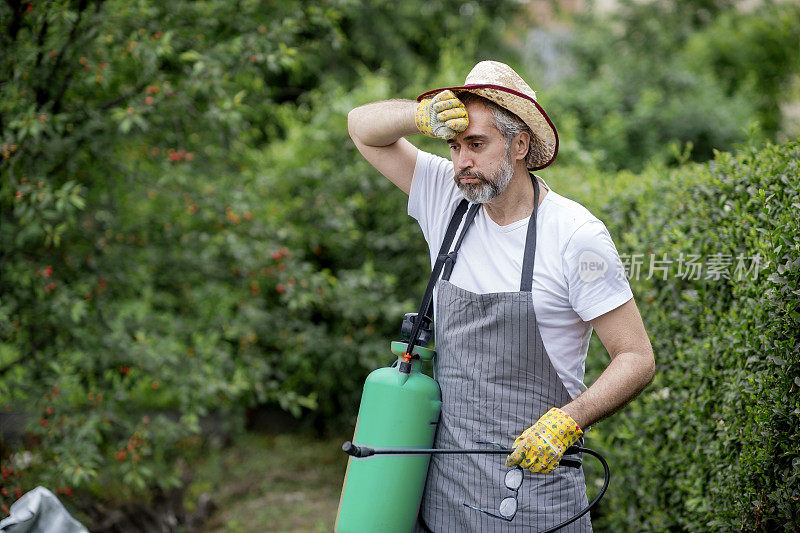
xmin=449 ymin=144 xmax=459 ymax=151
xmin=471 ymin=143 xmax=483 ymax=149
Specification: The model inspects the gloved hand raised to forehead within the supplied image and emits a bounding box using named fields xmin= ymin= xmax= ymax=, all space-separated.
xmin=415 ymin=89 xmax=469 ymax=140
xmin=505 ymin=407 xmax=583 ymax=474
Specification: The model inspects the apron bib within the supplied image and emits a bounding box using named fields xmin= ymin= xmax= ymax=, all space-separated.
xmin=417 ymin=177 xmax=591 ymax=533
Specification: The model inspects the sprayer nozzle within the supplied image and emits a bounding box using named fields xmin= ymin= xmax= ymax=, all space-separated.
xmin=342 ymin=441 xmax=375 ymax=458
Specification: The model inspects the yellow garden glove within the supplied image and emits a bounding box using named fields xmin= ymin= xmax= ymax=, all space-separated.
xmin=414 ymin=89 xmax=469 ymax=139
xmin=505 ymin=407 xmax=583 ymax=474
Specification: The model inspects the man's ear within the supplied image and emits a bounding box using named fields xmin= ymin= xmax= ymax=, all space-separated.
xmin=513 ymin=131 xmax=531 ymax=162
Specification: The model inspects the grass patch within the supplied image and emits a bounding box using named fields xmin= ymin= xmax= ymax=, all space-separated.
xmin=190 ymin=432 xmax=350 ymax=532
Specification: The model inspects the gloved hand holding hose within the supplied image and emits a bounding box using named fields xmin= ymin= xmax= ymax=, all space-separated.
xmin=415 ymin=89 xmax=469 ymax=139
xmin=505 ymin=407 xmax=583 ymax=473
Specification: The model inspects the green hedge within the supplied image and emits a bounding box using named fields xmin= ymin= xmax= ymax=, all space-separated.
xmin=565 ymin=139 xmax=800 ymax=530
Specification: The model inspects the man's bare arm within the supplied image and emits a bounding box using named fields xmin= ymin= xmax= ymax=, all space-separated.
xmin=347 ymin=100 xmax=420 ymax=194
xmin=562 ymin=298 xmax=656 ymax=429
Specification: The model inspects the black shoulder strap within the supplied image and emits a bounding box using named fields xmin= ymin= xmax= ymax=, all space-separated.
xmin=441 ymin=202 xmax=481 ymax=281
xmin=404 ymin=199 xmax=478 ymax=356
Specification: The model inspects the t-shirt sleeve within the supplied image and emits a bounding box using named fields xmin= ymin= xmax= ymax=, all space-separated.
xmin=408 ymin=150 xmax=462 ymax=247
xmin=563 ymin=219 xmax=633 ymax=321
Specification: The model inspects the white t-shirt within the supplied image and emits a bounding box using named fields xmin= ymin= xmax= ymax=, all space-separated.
xmin=408 ymin=150 xmax=633 ymax=398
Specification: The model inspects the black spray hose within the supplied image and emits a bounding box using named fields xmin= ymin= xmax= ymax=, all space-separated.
xmin=342 ymin=441 xmax=580 ymax=468
xmin=341 ymin=441 xmax=609 ymax=533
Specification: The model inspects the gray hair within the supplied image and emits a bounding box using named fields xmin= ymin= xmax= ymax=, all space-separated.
xmin=457 ymin=92 xmax=537 ymax=169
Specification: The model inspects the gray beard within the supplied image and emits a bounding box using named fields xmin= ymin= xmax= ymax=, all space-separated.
xmin=453 ymin=158 xmax=514 ymax=204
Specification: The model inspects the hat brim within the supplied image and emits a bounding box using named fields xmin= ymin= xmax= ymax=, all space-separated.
xmin=417 ymin=84 xmax=558 ymax=171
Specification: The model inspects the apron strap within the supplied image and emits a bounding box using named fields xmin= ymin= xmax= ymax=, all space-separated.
xmin=519 ymin=174 xmax=540 ymax=292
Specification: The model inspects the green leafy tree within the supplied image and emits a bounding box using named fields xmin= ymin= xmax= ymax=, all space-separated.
xmin=544 ymin=0 xmax=800 ymax=170
xmin=0 ymin=0 xmax=519 ymax=522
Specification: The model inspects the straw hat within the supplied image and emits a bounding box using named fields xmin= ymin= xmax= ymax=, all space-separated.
xmin=417 ymin=60 xmax=558 ymax=170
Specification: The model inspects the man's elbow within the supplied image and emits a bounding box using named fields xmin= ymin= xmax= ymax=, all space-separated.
xmin=347 ymin=108 xmax=359 ymax=142
xmin=347 ymin=106 xmax=370 ymax=145
xmin=641 ymin=346 xmax=656 ymax=388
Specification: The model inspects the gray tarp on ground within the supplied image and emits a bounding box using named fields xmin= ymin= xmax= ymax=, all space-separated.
xmin=0 ymin=487 xmax=87 ymax=533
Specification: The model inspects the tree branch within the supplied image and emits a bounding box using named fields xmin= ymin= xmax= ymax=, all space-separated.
xmin=99 ymin=81 xmax=151 ymax=111
xmin=44 ymin=0 xmax=91 ymax=111
xmin=2 ymin=0 xmax=24 ymax=44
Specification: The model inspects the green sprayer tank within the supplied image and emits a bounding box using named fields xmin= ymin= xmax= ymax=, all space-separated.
xmin=335 ymin=341 xmax=441 ymax=532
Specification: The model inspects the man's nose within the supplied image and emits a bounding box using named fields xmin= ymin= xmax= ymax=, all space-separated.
xmin=455 ymin=149 xmax=473 ymax=171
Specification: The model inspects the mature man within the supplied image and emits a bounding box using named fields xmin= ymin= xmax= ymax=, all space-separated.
xmin=348 ymin=61 xmax=655 ymax=532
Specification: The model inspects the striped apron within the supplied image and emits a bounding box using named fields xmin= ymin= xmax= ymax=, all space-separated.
xmin=416 ymin=177 xmax=592 ymax=533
